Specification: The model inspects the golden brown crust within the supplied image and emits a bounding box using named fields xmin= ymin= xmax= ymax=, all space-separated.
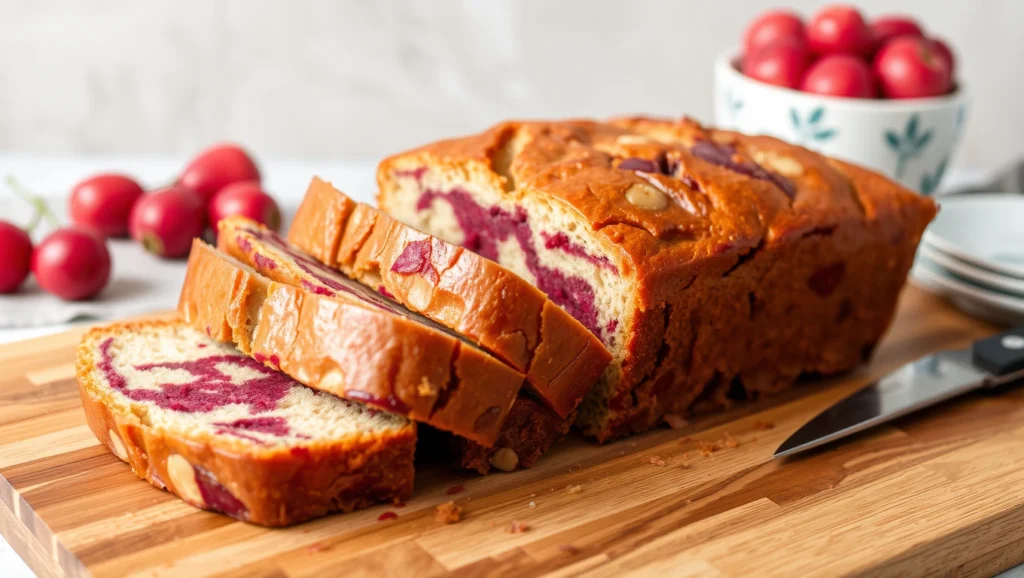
xmin=75 ymin=319 xmax=416 ymax=527
xmin=379 ymin=117 xmax=935 ymax=294
xmin=177 ymin=241 xmax=522 ymax=446
xmin=287 ymin=177 xmax=611 ymax=418
xmin=377 ymin=117 xmax=938 ymax=442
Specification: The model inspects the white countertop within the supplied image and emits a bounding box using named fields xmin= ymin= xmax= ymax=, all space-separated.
xmin=0 ymin=157 xmax=1014 ymax=577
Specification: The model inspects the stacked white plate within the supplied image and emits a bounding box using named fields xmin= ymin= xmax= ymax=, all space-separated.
xmin=911 ymin=193 xmax=1024 ymax=325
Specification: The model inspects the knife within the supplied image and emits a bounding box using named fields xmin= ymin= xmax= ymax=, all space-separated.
xmin=775 ymin=326 xmax=1024 ymax=458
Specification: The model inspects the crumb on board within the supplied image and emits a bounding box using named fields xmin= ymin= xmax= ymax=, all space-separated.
xmin=307 ymin=542 xmax=327 ymax=554
xmin=724 ymin=432 xmax=739 ymax=449
xmin=663 ymin=413 xmax=689 ymax=429
xmin=506 ymin=521 xmax=529 ymax=533
xmin=559 ymin=544 xmax=581 ymax=554
xmin=566 ymin=484 xmax=583 ymax=495
xmin=754 ymin=420 xmax=775 ymax=431
xmin=697 ymin=440 xmax=720 ymax=457
xmin=528 ymin=501 xmax=537 ymax=508
xmin=435 ymin=501 xmax=463 ymax=524
xmin=647 ymin=455 xmax=666 ymax=467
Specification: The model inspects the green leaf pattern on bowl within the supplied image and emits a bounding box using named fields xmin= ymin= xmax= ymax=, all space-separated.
xmin=884 ymin=114 xmax=933 ymax=178
xmin=790 ymin=106 xmax=837 ymax=144
xmin=919 ymin=155 xmax=949 ymax=196
xmin=724 ymin=89 xmax=744 ymax=123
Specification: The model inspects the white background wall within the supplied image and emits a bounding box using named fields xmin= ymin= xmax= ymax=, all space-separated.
xmin=0 ymin=0 xmax=1018 ymax=169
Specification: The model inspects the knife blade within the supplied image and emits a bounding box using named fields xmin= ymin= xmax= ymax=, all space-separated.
xmin=775 ymin=326 xmax=1024 ymax=458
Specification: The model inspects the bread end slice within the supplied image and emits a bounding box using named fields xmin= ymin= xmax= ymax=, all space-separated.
xmin=77 ymin=319 xmax=415 ymax=526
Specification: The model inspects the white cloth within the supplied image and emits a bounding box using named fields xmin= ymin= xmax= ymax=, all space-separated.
xmin=0 ymin=237 xmax=189 ymax=327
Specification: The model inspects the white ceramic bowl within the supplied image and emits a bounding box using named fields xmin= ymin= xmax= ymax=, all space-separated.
xmin=713 ymin=51 xmax=969 ymax=195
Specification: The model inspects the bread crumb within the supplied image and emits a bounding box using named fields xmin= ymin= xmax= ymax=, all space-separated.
xmin=663 ymin=413 xmax=689 ymax=429
xmin=697 ymin=440 xmax=720 ymax=457
xmin=506 ymin=521 xmax=529 ymax=533
xmin=647 ymin=455 xmax=666 ymax=467
xmin=724 ymin=433 xmax=739 ymax=449
xmin=417 ymin=377 xmax=438 ymax=397
xmin=566 ymin=484 xmax=583 ymax=494
xmin=754 ymin=420 xmax=775 ymax=430
xmin=528 ymin=501 xmax=537 ymax=508
xmin=435 ymin=501 xmax=462 ymax=524
xmin=307 ymin=542 xmax=327 ymax=554
xmin=558 ymin=544 xmax=580 ymax=554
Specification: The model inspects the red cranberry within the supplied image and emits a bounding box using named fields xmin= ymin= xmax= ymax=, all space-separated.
xmin=742 ymin=40 xmax=809 ymax=90
xmin=800 ymin=54 xmax=875 ymax=98
xmin=0 ymin=221 xmax=32 ymax=293
xmin=870 ymin=15 xmax=923 ymax=51
xmin=68 ymin=174 xmax=145 ymax=238
xmin=928 ymin=37 xmax=956 ymax=76
xmin=873 ymin=36 xmax=952 ymax=99
xmin=32 ymin=227 xmax=111 ymax=300
xmin=178 ymin=144 xmax=261 ymax=203
xmin=808 ymin=261 xmax=846 ymax=297
xmin=208 ymin=181 xmax=281 ymax=233
xmin=807 ymin=5 xmax=872 ymax=56
xmin=743 ymin=10 xmax=806 ymax=55
xmin=130 ymin=186 xmax=207 ymax=258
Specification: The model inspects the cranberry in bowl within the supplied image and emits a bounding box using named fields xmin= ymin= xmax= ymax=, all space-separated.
xmin=716 ymin=7 xmax=967 ymax=195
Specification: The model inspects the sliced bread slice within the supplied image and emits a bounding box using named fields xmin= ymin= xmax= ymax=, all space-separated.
xmin=286 ymin=177 xmax=611 ymax=419
xmin=178 ymin=240 xmax=522 ymax=447
xmin=76 ymin=319 xmax=415 ymax=527
xmin=216 ymin=218 xmax=572 ymax=472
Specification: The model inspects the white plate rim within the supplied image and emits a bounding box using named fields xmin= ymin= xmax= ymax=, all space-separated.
xmin=918 ymin=243 xmax=1024 ymax=296
xmin=912 ymin=260 xmax=1024 ymax=316
xmin=924 ymin=193 xmax=1024 ymax=279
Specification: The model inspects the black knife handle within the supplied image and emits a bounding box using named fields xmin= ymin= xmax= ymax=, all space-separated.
xmin=973 ymin=326 xmax=1024 ymax=376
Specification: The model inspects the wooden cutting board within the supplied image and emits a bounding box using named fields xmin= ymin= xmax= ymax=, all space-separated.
xmin=2 ymin=286 xmax=1023 ymax=578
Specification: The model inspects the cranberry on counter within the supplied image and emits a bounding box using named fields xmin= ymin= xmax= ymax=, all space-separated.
xmin=32 ymin=227 xmax=111 ymax=300
xmin=69 ymin=174 xmax=145 ymax=238
xmin=208 ymin=181 xmax=281 ymax=233
xmin=873 ymin=36 xmax=952 ymax=99
xmin=178 ymin=144 xmax=261 ymax=203
xmin=130 ymin=186 xmax=207 ymax=258
xmin=0 ymin=221 xmax=33 ymax=293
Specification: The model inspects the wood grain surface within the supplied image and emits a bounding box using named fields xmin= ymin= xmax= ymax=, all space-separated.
xmin=1 ymin=287 xmax=1022 ymax=578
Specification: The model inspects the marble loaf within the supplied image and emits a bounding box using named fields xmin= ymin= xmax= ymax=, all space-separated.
xmin=376 ymin=116 xmax=938 ymax=442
